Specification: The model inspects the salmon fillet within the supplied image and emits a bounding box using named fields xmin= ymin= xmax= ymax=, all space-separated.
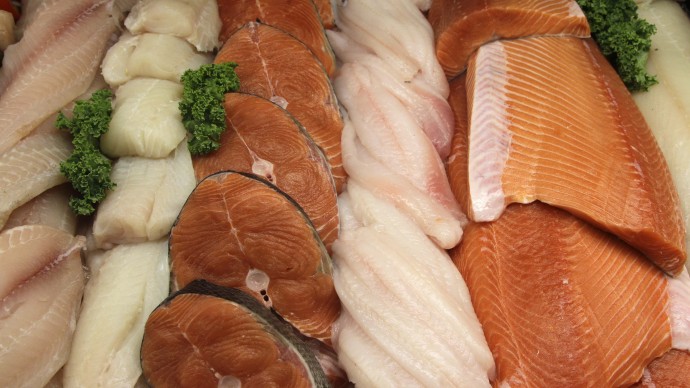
xmin=452 ymin=202 xmax=672 ymax=387
xmin=631 ymin=349 xmax=690 ymax=387
xmin=428 ymin=0 xmax=590 ymax=78
xmin=217 ymin=0 xmax=335 ymax=75
xmin=464 ymin=36 xmax=686 ymax=275
xmin=215 ymin=23 xmax=345 ymax=193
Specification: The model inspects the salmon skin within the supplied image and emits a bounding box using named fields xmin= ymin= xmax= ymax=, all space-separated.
xmin=193 ymin=93 xmax=339 ymax=252
xmin=215 ymin=22 xmax=345 ymax=193
xmin=217 ymin=0 xmax=336 ymax=75
xmin=169 ymin=171 xmax=340 ymax=344
xmin=141 ymin=280 xmax=330 ymax=388
xmin=453 ymin=202 xmax=672 ymax=387
xmin=428 ymin=0 xmax=590 ymax=78
xmin=462 ymin=36 xmax=686 ymax=275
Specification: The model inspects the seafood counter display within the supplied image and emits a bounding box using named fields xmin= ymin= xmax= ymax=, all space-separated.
xmin=0 ymin=0 xmax=689 ymax=387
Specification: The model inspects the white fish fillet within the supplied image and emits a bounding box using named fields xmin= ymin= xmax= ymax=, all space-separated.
xmin=101 ymin=32 xmax=212 ymax=87
xmin=63 ymin=240 xmax=169 ymax=388
xmin=332 ymin=184 xmax=494 ymax=387
xmin=633 ymin=0 xmax=690 ymax=270
xmin=341 ymin=119 xmax=464 ymax=249
xmin=0 ymin=132 xmax=72 ymax=229
xmin=92 ymin=141 xmax=196 ymax=249
xmin=101 ymin=78 xmax=186 ymax=158
xmin=0 ymin=225 xmax=85 ymax=388
xmin=0 ymin=0 xmax=117 ymax=154
xmin=3 ymin=185 xmax=77 ymax=234
xmin=124 ymin=0 xmax=221 ymax=52
xmin=334 ymin=0 xmax=448 ymax=97
xmin=668 ymin=269 xmax=690 ymax=351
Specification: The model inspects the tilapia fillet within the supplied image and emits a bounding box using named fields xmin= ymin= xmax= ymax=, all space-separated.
xmin=0 ymin=0 xmax=117 ymax=154
xmin=453 ymin=202 xmax=672 ymax=387
xmin=0 ymin=225 xmax=85 ymax=388
xmin=465 ymin=36 xmax=686 ymax=275
xmin=428 ymin=0 xmax=590 ymax=77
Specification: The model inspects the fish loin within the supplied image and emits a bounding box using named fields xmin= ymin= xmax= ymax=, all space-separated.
xmin=453 ymin=202 xmax=672 ymax=387
xmin=0 ymin=132 xmax=72 ymax=229
xmin=466 ymin=36 xmax=686 ymax=275
xmin=217 ymin=0 xmax=336 ymax=75
xmin=0 ymin=0 xmax=117 ymax=154
xmin=428 ymin=0 xmax=590 ymax=78
xmin=93 ymin=141 xmax=196 ymax=248
xmin=192 ymin=93 xmax=339 ymax=252
xmin=125 ymin=0 xmax=221 ymax=52
xmin=101 ymin=78 xmax=187 ymax=158
xmin=63 ymin=240 xmax=169 ymax=388
xmin=215 ymin=22 xmax=345 ymax=192
xmin=101 ymin=32 xmax=212 ymax=87
xmin=0 ymin=225 xmax=85 ymax=388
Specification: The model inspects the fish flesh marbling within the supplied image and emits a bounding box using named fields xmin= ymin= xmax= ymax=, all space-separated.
xmin=463 ymin=36 xmax=686 ymax=275
xmin=0 ymin=225 xmax=85 ymax=388
xmin=0 ymin=0 xmax=117 ymax=154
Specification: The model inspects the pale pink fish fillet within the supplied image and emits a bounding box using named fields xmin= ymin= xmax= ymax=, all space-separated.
xmin=0 ymin=225 xmax=85 ymax=388
xmin=0 ymin=0 xmax=117 ymax=154
xmin=327 ymin=31 xmax=454 ymax=160
xmin=332 ymin=185 xmax=493 ymax=387
xmin=2 ymin=185 xmax=77 ymax=234
xmin=0 ymin=131 xmax=72 ymax=229
xmin=334 ymin=63 xmax=462 ymax=223
xmin=341 ymin=119 xmax=464 ymax=249
xmin=668 ymin=268 xmax=690 ymax=351
xmin=334 ymin=0 xmax=448 ymax=97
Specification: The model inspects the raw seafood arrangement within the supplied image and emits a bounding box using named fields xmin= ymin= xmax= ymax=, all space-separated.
xmin=0 ymin=0 xmax=689 ymax=387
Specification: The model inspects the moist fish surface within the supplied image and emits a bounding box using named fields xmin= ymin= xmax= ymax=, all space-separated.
xmin=0 ymin=225 xmax=85 ymax=388
xmin=0 ymin=131 xmax=72 ymax=229
xmin=193 ymin=93 xmax=339 ymax=251
xmin=0 ymin=0 xmax=117 ymax=154
xmin=169 ymin=171 xmax=340 ymax=344
xmin=463 ymin=36 xmax=685 ymax=275
xmin=216 ymin=0 xmax=335 ymax=75
xmin=215 ymin=22 xmax=345 ymax=192
xmin=428 ymin=0 xmax=590 ymax=78
xmin=453 ymin=202 xmax=672 ymax=387
xmin=2 ymin=185 xmax=77 ymax=234
xmin=631 ymin=349 xmax=690 ymax=387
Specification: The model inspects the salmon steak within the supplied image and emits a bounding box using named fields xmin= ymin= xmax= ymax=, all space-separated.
xmin=169 ymin=171 xmax=340 ymax=344
xmin=141 ymin=280 xmax=330 ymax=388
xmin=462 ymin=36 xmax=686 ymax=275
xmin=193 ymin=93 xmax=339 ymax=252
xmin=452 ymin=202 xmax=672 ymax=387
xmin=215 ymin=22 xmax=345 ymax=192
xmin=428 ymin=0 xmax=590 ymax=78
xmin=216 ymin=0 xmax=336 ymax=75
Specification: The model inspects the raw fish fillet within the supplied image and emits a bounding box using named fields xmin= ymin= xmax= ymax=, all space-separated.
xmin=0 ymin=0 xmax=117 ymax=154
xmin=0 ymin=225 xmax=85 ymax=388
xmin=125 ymin=0 xmax=221 ymax=52
xmin=453 ymin=202 xmax=672 ymax=387
xmin=92 ymin=141 xmax=196 ymax=249
xmin=215 ymin=22 xmax=345 ymax=192
xmin=465 ymin=36 xmax=686 ymax=275
xmin=217 ymin=0 xmax=336 ymax=75
xmin=341 ymin=118 xmax=464 ymax=249
xmin=446 ymin=74 xmax=471 ymax=216
xmin=0 ymin=131 xmax=72 ymax=229
xmin=334 ymin=62 xmax=464 ymax=243
xmin=193 ymin=93 xmax=339 ymax=252
xmin=633 ymin=0 xmax=690 ymax=271
xmin=669 ymin=269 xmax=690 ymax=351
xmin=63 ymin=240 xmax=169 ymax=388
xmin=332 ymin=183 xmax=494 ymax=387
xmin=101 ymin=32 xmax=212 ymax=87
xmin=101 ymin=78 xmax=186 ymax=159
xmin=428 ymin=0 xmax=590 ymax=78
xmin=632 ymin=349 xmax=690 ymax=387
xmin=334 ymin=0 xmax=448 ymax=97
xmin=313 ymin=0 xmax=335 ymax=29
xmin=3 ymin=185 xmax=77 ymax=234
